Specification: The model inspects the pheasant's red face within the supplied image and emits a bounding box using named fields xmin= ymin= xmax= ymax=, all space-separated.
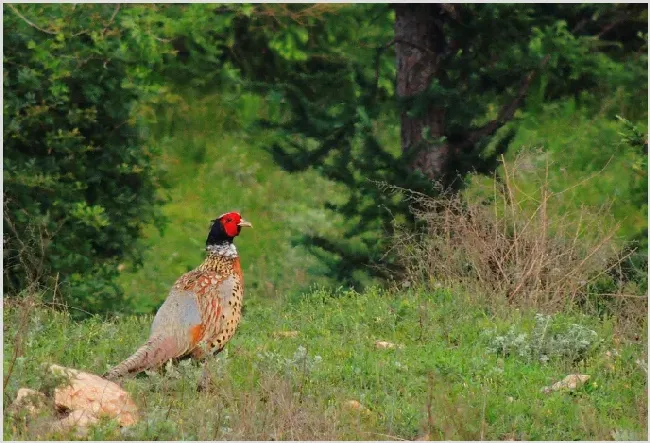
xmin=219 ymin=212 xmax=252 ymax=238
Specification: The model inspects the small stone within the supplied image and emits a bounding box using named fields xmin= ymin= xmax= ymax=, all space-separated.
xmin=375 ymin=340 xmax=403 ymax=349
xmin=9 ymin=388 xmax=47 ymax=416
xmin=344 ymin=399 xmax=363 ymax=410
xmin=635 ymin=359 xmax=647 ymax=374
xmin=343 ymin=399 xmax=372 ymax=415
xmin=52 ymin=409 xmax=99 ymax=438
xmin=541 ymin=374 xmax=590 ymax=393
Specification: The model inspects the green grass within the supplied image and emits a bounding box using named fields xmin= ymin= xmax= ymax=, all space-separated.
xmin=4 ymin=287 xmax=647 ymax=440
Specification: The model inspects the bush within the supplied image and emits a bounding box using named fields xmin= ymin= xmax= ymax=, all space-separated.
xmin=3 ymin=4 xmax=173 ymax=313
xmin=391 ymin=152 xmax=646 ymax=316
xmin=486 ymin=313 xmax=601 ymax=364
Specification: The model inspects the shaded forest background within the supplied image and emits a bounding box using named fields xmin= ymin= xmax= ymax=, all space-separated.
xmin=3 ymin=3 xmax=648 ymax=315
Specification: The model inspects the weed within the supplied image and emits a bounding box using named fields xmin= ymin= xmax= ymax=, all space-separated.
xmin=486 ymin=313 xmax=601 ymax=364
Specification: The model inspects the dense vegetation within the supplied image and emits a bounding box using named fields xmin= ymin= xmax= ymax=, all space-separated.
xmin=3 ymin=4 xmax=169 ymax=312
xmin=3 ymin=3 xmax=647 ymax=440
xmin=262 ymin=3 xmax=648 ymax=286
xmin=4 ymin=4 xmax=647 ymax=311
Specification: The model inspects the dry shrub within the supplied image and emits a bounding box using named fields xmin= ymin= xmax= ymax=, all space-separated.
xmin=3 ymin=198 xmax=52 ymax=297
xmin=419 ymin=373 xmax=483 ymax=441
xmin=391 ymin=153 xmax=646 ymax=315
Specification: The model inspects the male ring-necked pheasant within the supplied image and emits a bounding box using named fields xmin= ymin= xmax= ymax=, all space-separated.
xmin=105 ymin=212 xmax=252 ymax=380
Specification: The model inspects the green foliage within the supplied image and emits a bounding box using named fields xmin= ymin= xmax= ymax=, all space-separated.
xmin=3 ymin=4 xmax=174 ymax=312
xmin=3 ymin=3 xmax=647 ymax=313
xmin=143 ymin=4 xmax=245 ymax=89
xmin=253 ymin=4 xmax=647 ymax=287
xmin=4 ymin=287 xmax=647 ymax=440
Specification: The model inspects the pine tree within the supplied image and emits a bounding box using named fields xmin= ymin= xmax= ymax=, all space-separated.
xmin=249 ymin=3 xmax=647 ymax=287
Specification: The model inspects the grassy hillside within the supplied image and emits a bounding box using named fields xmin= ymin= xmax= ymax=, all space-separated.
xmin=508 ymin=101 xmax=647 ymax=244
xmin=4 ymin=288 xmax=647 ymax=440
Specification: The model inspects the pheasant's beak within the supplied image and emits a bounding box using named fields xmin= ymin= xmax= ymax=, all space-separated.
xmin=238 ymin=219 xmax=253 ymax=228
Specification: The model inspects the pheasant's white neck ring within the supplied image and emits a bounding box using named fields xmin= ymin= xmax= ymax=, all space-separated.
xmin=206 ymin=243 xmax=238 ymax=258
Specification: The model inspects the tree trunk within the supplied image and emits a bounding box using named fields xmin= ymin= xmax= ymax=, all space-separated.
xmin=394 ymin=4 xmax=447 ymax=182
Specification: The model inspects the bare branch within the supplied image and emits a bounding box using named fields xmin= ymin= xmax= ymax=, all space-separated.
xmin=101 ymin=4 xmax=121 ymax=36
xmin=7 ymin=4 xmax=57 ymax=35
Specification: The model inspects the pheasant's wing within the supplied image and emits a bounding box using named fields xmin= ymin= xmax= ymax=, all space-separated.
xmin=104 ymin=288 xmax=205 ymax=379
xmin=177 ymin=272 xmax=243 ymax=359
xmin=164 ymin=269 xmax=249 ymax=359
xmin=105 ymin=270 xmax=233 ymax=379
xmin=150 ymin=288 xmax=205 ymax=355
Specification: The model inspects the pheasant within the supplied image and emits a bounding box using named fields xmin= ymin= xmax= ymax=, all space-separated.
xmin=104 ymin=212 xmax=252 ymax=380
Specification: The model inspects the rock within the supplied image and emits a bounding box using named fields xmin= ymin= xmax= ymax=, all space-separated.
xmin=635 ymin=359 xmax=647 ymax=374
xmin=9 ymin=388 xmax=47 ymax=416
xmin=8 ymin=365 xmax=138 ymax=437
xmin=374 ymin=340 xmax=403 ymax=350
xmin=273 ymin=331 xmax=299 ymax=338
xmin=343 ymin=399 xmax=370 ymax=413
xmin=52 ymin=409 xmax=99 ymax=438
xmin=50 ymin=364 xmax=138 ymax=426
xmin=344 ymin=399 xmax=362 ymax=409
xmin=611 ymin=429 xmax=641 ymax=441
xmin=541 ymin=374 xmax=590 ymax=393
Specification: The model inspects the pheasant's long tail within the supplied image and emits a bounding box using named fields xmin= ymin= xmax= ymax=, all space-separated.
xmin=104 ymin=335 xmax=181 ymax=380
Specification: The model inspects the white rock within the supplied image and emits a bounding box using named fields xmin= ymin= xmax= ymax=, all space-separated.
xmin=541 ymin=374 xmax=590 ymax=393
xmin=375 ymin=340 xmax=403 ymax=349
xmin=9 ymin=388 xmax=47 ymax=416
xmin=50 ymin=364 xmax=138 ymax=426
xmin=52 ymin=409 xmax=100 ymax=437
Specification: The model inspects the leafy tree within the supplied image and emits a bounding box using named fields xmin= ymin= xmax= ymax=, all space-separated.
xmin=1 ymin=3 xmax=290 ymax=313
xmin=3 ymin=4 xmax=176 ymax=313
xmin=3 ymin=3 xmax=646 ymax=310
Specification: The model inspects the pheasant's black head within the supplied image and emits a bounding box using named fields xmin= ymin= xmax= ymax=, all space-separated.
xmin=206 ymin=212 xmax=252 ymax=245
